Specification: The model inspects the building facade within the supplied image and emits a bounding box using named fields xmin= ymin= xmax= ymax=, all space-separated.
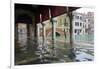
xmin=37 ymin=13 xmax=71 ymax=43
xmin=72 ymin=11 xmax=94 ymax=41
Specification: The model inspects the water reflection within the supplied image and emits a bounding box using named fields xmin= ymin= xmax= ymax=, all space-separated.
xmin=15 ymin=35 xmax=94 ymax=65
xmin=15 ymin=38 xmax=76 ymax=65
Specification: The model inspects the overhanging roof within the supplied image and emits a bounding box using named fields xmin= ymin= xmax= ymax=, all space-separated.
xmin=15 ymin=3 xmax=80 ymax=24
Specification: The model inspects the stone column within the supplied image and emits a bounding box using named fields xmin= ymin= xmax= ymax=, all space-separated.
xmin=27 ymin=24 xmax=30 ymax=39
xmin=64 ymin=17 xmax=67 ymax=42
xmin=37 ymin=24 xmax=40 ymax=43
xmin=69 ymin=13 xmax=73 ymax=47
xmin=41 ymin=23 xmax=46 ymax=46
xmin=67 ymin=9 xmax=76 ymax=60
xmin=66 ymin=7 xmax=73 ymax=47
xmin=15 ymin=23 xmax=18 ymax=41
xmin=51 ymin=19 xmax=57 ymax=57
xmin=49 ymin=8 xmax=57 ymax=57
xmin=52 ymin=20 xmax=55 ymax=43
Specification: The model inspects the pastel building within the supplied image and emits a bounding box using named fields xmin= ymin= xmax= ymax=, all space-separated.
xmin=37 ymin=13 xmax=70 ymax=43
xmin=72 ymin=11 xmax=94 ymax=41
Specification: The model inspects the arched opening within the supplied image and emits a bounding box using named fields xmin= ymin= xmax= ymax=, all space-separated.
xmin=15 ymin=14 xmax=33 ymax=45
xmin=56 ymin=32 xmax=61 ymax=37
xmin=16 ymin=14 xmax=32 ymax=24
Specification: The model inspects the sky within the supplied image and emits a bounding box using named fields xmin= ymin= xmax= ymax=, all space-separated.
xmin=75 ymin=7 xmax=94 ymax=14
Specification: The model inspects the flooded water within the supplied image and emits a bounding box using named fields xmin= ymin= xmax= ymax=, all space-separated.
xmin=74 ymin=34 xmax=94 ymax=61
xmin=74 ymin=34 xmax=94 ymax=44
xmin=74 ymin=45 xmax=94 ymax=62
xmin=15 ymin=34 xmax=94 ymax=65
xmin=15 ymin=39 xmax=74 ymax=65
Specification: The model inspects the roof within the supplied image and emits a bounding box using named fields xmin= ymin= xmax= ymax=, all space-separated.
xmin=15 ymin=3 xmax=80 ymax=24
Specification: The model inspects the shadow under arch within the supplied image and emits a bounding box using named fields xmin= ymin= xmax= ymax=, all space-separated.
xmin=15 ymin=9 xmax=34 ymax=24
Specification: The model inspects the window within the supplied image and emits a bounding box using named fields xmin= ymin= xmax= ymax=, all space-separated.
xmin=74 ymin=29 xmax=77 ymax=33
xmin=80 ymin=23 xmax=82 ymax=26
xmin=80 ymin=17 xmax=82 ymax=20
xmin=88 ymin=19 xmax=90 ymax=22
xmin=75 ymin=22 xmax=79 ymax=26
xmin=88 ymin=24 xmax=90 ymax=28
xmin=83 ymin=24 xmax=84 ymax=28
xmin=64 ymin=18 xmax=68 ymax=26
xmin=85 ymin=29 xmax=87 ymax=33
xmin=85 ymin=25 xmax=86 ymax=28
xmin=76 ymin=16 xmax=79 ymax=19
xmin=84 ymin=20 xmax=86 ymax=22
xmin=80 ymin=29 xmax=82 ymax=33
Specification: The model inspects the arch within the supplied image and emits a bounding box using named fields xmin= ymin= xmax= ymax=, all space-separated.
xmin=46 ymin=28 xmax=64 ymax=37
xmin=56 ymin=32 xmax=61 ymax=37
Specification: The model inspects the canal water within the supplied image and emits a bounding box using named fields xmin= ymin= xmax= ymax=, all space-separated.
xmin=74 ymin=34 xmax=94 ymax=44
xmin=15 ymin=34 xmax=94 ymax=65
